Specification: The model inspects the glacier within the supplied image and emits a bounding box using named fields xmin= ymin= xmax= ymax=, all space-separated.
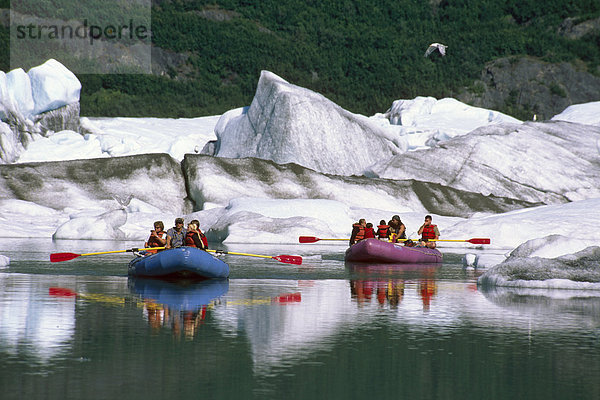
xmin=1 ymin=61 xmax=600 ymax=290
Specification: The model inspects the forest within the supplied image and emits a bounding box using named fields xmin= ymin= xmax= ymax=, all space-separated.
xmin=1 ymin=0 xmax=599 ymax=118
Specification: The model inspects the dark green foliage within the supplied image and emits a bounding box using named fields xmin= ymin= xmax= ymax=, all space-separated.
xmin=3 ymin=0 xmax=599 ymax=117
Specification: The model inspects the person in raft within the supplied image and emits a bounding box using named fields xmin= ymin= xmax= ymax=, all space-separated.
xmin=388 ymin=215 xmax=406 ymax=243
xmin=418 ymin=214 xmax=440 ymax=248
xmin=145 ymin=221 xmax=167 ymax=252
xmin=166 ymin=217 xmax=187 ymax=248
xmin=185 ymin=222 xmax=206 ymax=249
xmin=364 ymin=222 xmax=376 ymax=239
xmin=376 ymin=220 xmax=390 ymax=241
xmin=349 ymin=218 xmax=367 ymax=245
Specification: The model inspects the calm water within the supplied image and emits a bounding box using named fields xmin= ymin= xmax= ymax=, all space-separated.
xmin=1 ymin=239 xmax=599 ymax=400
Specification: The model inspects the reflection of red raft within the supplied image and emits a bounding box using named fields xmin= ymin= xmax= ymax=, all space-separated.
xmin=345 ymin=239 xmax=442 ymax=263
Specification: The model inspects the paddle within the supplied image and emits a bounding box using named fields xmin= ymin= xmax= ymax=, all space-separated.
xmin=206 ymin=249 xmax=302 ymax=265
xmin=299 ymin=236 xmax=490 ymax=245
xmin=50 ymin=247 xmax=166 ymax=263
xmin=299 ymin=236 xmax=348 ymax=243
xmin=416 ymin=238 xmax=490 ymax=245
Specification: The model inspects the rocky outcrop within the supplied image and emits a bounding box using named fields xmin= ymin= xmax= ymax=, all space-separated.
xmin=459 ymin=57 xmax=600 ymax=120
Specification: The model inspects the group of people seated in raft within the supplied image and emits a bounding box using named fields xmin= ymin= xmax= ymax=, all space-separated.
xmin=349 ymin=214 xmax=440 ymax=249
xmin=144 ymin=217 xmax=208 ymax=253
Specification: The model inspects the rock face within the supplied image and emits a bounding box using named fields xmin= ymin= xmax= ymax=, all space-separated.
xmin=203 ymin=70 xmax=405 ymax=176
xmin=370 ymin=121 xmax=600 ymax=205
xmin=182 ymin=154 xmax=542 ymax=217
xmin=0 ymin=154 xmax=192 ymax=214
xmin=460 ymin=57 xmax=600 ymax=120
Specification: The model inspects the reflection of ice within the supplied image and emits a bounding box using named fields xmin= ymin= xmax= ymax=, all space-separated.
xmin=0 ymin=274 xmax=75 ymax=362
xmin=214 ymin=279 xmax=356 ymax=375
xmin=480 ymin=286 xmax=600 ymax=330
xmin=213 ymin=278 xmax=600 ymax=375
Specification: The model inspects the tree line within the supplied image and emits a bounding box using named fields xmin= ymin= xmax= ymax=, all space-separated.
xmin=0 ymin=0 xmax=598 ymax=118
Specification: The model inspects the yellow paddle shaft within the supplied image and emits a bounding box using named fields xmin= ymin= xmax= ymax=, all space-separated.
xmin=80 ymin=247 xmax=166 ymax=256
xmin=206 ymin=249 xmax=272 ymax=259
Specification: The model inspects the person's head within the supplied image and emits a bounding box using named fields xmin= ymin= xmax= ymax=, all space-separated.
xmin=191 ymin=219 xmax=200 ymax=229
xmin=175 ymin=217 xmax=184 ymax=229
xmin=188 ymin=223 xmax=197 ymax=231
xmin=380 ymin=220 xmax=386 ymax=225
xmin=366 ymin=222 xmax=373 ymax=229
xmin=153 ymin=221 xmax=164 ymax=232
xmin=424 ymin=215 xmax=432 ymax=225
xmin=359 ymin=218 xmax=366 ymax=226
xmin=392 ymin=215 xmax=401 ymax=222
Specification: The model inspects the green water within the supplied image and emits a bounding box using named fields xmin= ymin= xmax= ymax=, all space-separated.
xmin=1 ymin=239 xmax=599 ymax=399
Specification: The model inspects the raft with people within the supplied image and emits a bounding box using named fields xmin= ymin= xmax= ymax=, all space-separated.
xmin=344 ymin=238 xmax=443 ymax=263
xmin=128 ymin=246 xmax=230 ymax=279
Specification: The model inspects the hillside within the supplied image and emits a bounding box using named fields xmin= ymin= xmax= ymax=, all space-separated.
xmin=1 ymin=0 xmax=600 ymax=119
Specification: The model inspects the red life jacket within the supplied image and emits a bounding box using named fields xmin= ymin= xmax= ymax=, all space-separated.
xmin=377 ymin=224 xmax=389 ymax=238
xmin=185 ymin=230 xmax=208 ymax=248
xmin=353 ymin=223 xmax=365 ymax=241
xmin=185 ymin=231 xmax=199 ymax=247
xmin=421 ymin=224 xmax=437 ymax=240
xmin=199 ymin=231 xmax=208 ymax=248
xmin=364 ymin=227 xmax=376 ymax=239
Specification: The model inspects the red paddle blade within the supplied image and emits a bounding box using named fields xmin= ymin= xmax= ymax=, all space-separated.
xmin=299 ymin=236 xmax=319 ymax=243
xmin=272 ymin=255 xmax=303 ymax=265
xmin=50 ymin=252 xmax=81 ymax=262
xmin=467 ymin=238 xmax=491 ymax=245
xmin=49 ymin=287 xmax=78 ymax=297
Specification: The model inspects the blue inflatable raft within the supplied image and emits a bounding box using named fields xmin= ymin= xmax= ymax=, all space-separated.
xmin=128 ymin=247 xmax=230 ymax=279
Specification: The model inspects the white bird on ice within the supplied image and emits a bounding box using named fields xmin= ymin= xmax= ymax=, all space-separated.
xmin=424 ymin=43 xmax=447 ymax=57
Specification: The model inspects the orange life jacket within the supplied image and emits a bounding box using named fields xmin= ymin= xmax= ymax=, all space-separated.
xmin=377 ymin=224 xmax=390 ymax=239
xmin=353 ymin=223 xmax=365 ymax=241
xmin=421 ymin=224 xmax=437 ymax=240
xmin=147 ymin=232 xmax=165 ymax=248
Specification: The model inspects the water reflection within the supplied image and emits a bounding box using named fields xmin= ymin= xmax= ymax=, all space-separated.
xmin=479 ymin=285 xmax=600 ymax=331
xmin=0 ymin=273 xmax=76 ymax=363
xmin=128 ymin=278 xmax=229 ymax=339
xmin=347 ymin=262 xmax=441 ymax=310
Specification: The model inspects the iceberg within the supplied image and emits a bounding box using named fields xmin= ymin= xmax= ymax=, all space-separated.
xmin=206 ymin=71 xmax=406 ymax=176
xmin=370 ymin=121 xmax=600 ymax=204
xmin=28 ymin=59 xmax=81 ymax=116
xmin=478 ymin=238 xmax=600 ymax=289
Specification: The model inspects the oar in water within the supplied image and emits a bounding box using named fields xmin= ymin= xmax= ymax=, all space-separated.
xmin=206 ymin=249 xmax=302 ymax=265
xmin=50 ymin=247 xmax=166 ymax=263
xmin=299 ymin=236 xmax=490 ymax=245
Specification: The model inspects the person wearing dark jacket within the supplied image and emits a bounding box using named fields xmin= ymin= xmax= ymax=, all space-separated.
xmin=388 ymin=215 xmax=406 ymax=243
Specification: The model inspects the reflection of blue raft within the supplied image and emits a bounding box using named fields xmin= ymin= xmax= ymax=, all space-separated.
xmin=129 ymin=277 xmax=229 ymax=310
xmin=128 ymin=247 xmax=230 ymax=279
